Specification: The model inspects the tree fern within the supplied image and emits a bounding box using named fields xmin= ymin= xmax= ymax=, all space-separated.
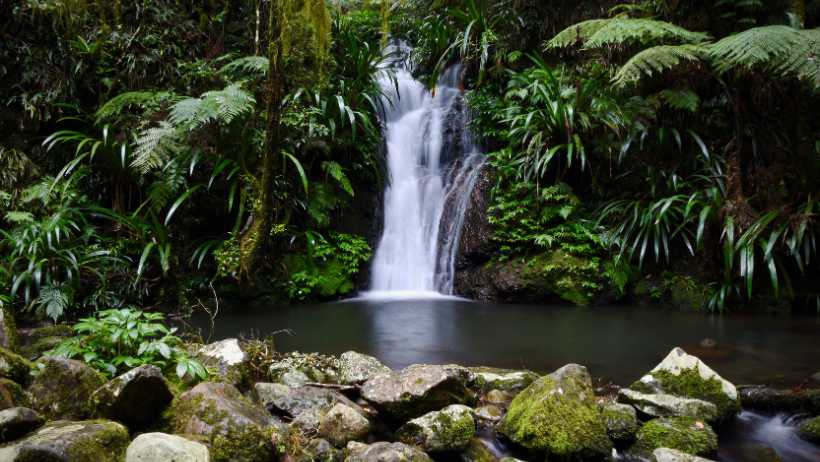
xmin=219 ymin=56 xmax=270 ymax=77
xmin=547 ymin=18 xmax=710 ymax=50
xmin=545 ymin=19 xmax=609 ymax=50
xmin=132 ymin=122 xmax=182 ymax=174
xmin=170 ymin=84 xmax=255 ymax=129
xmin=613 ymin=44 xmax=706 ymax=86
xmin=95 ymin=91 xmax=177 ymax=122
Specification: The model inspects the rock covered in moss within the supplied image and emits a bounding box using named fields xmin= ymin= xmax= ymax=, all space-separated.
xmin=739 ymin=385 xmax=820 ymax=414
xmin=0 ymin=309 xmax=17 ymax=350
xmin=17 ymin=325 xmax=73 ymax=361
xmin=29 ymin=357 xmax=105 ymax=420
xmin=345 ymin=441 xmax=432 ymax=462
xmin=0 ymin=407 xmax=44 ymax=442
xmin=397 ymin=404 xmax=475 ymax=452
xmin=318 ymin=403 xmax=371 ymax=447
xmin=361 ymin=364 xmax=476 ymax=421
xmin=195 ymin=338 xmax=248 ymax=386
xmin=462 ymin=438 xmax=501 ymax=462
xmin=618 ymin=388 xmax=719 ymax=422
xmin=468 ymin=367 xmax=538 ymax=393
xmin=0 ymin=347 xmax=32 ymax=385
xmin=601 ymin=402 xmax=639 ymax=445
xmin=798 ymin=415 xmax=820 ymax=444
xmin=125 ymin=432 xmax=209 ymax=462
xmin=0 ymin=419 xmax=129 ymax=462
xmin=498 ymin=364 xmax=612 ymax=459
xmin=90 ymin=365 xmax=173 ymax=430
xmin=268 ymin=351 xmax=340 ymax=385
xmin=338 ymin=351 xmax=390 ymax=385
xmin=653 ymin=447 xmax=716 ymax=462
xmin=254 ymin=383 xmax=362 ymax=420
xmin=171 ymin=382 xmax=284 ymax=462
xmin=0 ymin=378 xmax=29 ymax=410
xmin=632 ymin=348 xmax=739 ymax=420
xmin=631 ymin=417 xmax=717 ymax=458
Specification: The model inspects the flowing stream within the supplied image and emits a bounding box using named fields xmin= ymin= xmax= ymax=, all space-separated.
xmin=365 ymin=45 xmax=485 ymax=297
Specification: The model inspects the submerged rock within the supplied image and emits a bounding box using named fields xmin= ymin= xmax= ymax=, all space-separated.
xmin=631 ymin=417 xmax=717 ymax=458
xmin=338 ymin=351 xmax=390 ymax=385
xmin=125 ymin=432 xmax=209 ymax=462
xmin=345 ymin=441 xmax=433 ymax=462
xmin=468 ymin=367 xmax=538 ymax=393
xmin=0 ymin=347 xmax=31 ymax=385
xmin=0 ymin=378 xmax=29 ymax=410
xmin=0 ymin=419 xmax=129 ymax=462
xmin=29 ymin=357 xmax=106 ymax=420
xmin=0 ymin=407 xmax=44 ymax=442
xmin=618 ymin=388 xmax=719 ymax=422
xmin=798 ymin=415 xmax=820 ymax=444
xmin=90 ymin=364 xmax=173 ymax=429
xmin=498 ymin=364 xmax=612 ymax=459
xmin=172 ymin=382 xmax=284 ymax=462
xmin=397 ymin=404 xmax=475 ymax=452
xmin=318 ymin=403 xmax=371 ymax=447
xmin=361 ymin=364 xmax=476 ymax=421
xmin=601 ymin=402 xmax=639 ymax=445
xmin=653 ymin=447 xmax=716 ymax=462
xmin=631 ymin=348 xmax=739 ymax=420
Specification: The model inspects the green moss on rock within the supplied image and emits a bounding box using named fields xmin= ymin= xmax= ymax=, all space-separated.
xmin=0 ymin=419 xmax=129 ymax=462
xmin=601 ymin=402 xmax=639 ymax=445
xmin=631 ymin=417 xmax=718 ymax=458
xmin=0 ymin=378 xmax=28 ymax=410
xmin=0 ymin=347 xmax=32 ymax=386
xmin=28 ymin=357 xmax=106 ymax=420
xmin=637 ymin=368 xmax=740 ymax=420
xmin=798 ymin=416 xmax=820 ymax=444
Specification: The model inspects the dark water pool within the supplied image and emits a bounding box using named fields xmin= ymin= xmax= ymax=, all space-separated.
xmin=193 ymin=298 xmax=820 ymax=387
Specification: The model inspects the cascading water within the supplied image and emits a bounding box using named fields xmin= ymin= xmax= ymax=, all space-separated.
xmin=365 ymin=44 xmax=485 ymax=298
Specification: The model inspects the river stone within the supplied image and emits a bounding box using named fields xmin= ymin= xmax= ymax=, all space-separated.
xmin=498 ymin=364 xmax=612 ymax=459
xmin=397 ymin=404 xmax=475 ymax=452
xmin=474 ymin=404 xmax=503 ymax=422
xmin=632 ymin=347 xmax=739 ymax=420
xmin=0 ymin=407 xmax=44 ymax=442
xmin=0 ymin=378 xmax=29 ymax=410
xmin=269 ymin=352 xmax=340 ymax=385
xmin=631 ymin=417 xmax=718 ymax=458
xmin=739 ymin=385 xmax=820 ymax=414
xmin=468 ymin=367 xmax=539 ymax=393
xmin=318 ymin=403 xmax=371 ymax=446
xmin=0 ymin=419 xmax=129 ymax=462
xmin=338 ymin=351 xmax=390 ymax=385
xmin=125 ymin=432 xmax=209 ymax=462
xmin=462 ymin=438 xmax=501 ymax=462
xmin=345 ymin=441 xmax=433 ymax=462
xmin=601 ymin=402 xmax=639 ymax=445
xmin=0 ymin=347 xmax=31 ymax=385
xmin=172 ymin=382 xmax=284 ymax=462
xmin=29 ymin=357 xmax=106 ymax=420
xmin=653 ymin=447 xmax=716 ymax=462
xmin=196 ymin=338 xmax=247 ymax=385
xmin=361 ymin=364 xmax=476 ymax=421
xmin=798 ymin=415 xmax=820 ymax=444
xmin=297 ymin=438 xmax=341 ymax=462
xmin=17 ymin=325 xmax=73 ymax=361
xmin=254 ymin=383 xmax=362 ymax=419
xmin=484 ymin=389 xmax=513 ymax=405
xmin=0 ymin=309 xmax=17 ymax=350
xmin=618 ymin=388 xmax=719 ymax=422
xmin=90 ymin=365 xmax=173 ymax=429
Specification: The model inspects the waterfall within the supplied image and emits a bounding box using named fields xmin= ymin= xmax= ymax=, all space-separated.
xmin=366 ymin=44 xmax=485 ymax=298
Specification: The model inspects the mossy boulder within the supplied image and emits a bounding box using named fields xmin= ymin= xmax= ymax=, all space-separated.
xmin=268 ymin=351 xmax=340 ymax=385
xmin=317 ymin=403 xmax=371 ymax=447
xmin=468 ymin=367 xmax=539 ymax=394
xmin=631 ymin=417 xmax=718 ymax=458
xmin=0 ymin=347 xmax=32 ymax=385
xmin=0 ymin=419 xmax=129 ymax=462
xmin=631 ymin=348 xmax=739 ymax=421
xmin=486 ymin=252 xmax=602 ymax=305
xmin=739 ymin=385 xmax=820 ymax=414
xmin=0 ymin=309 xmax=18 ymax=350
xmin=194 ymin=338 xmax=248 ymax=386
xmin=653 ymin=447 xmax=716 ymax=462
xmin=171 ymin=382 xmax=285 ymax=462
xmin=798 ymin=415 xmax=820 ymax=444
xmin=17 ymin=325 xmax=73 ymax=361
xmin=0 ymin=378 xmax=29 ymax=410
xmin=397 ymin=404 xmax=475 ymax=452
xmin=345 ymin=441 xmax=432 ymax=462
xmin=90 ymin=364 xmax=173 ymax=430
xmin=601 ymin=402 xmax=639 ymax=446
xmin=498 ymin=364 xmax=612 ymax=459
xmin=0 ymin=407 xmax=44 ymax=442
xmin=125 ymin=432 xmax=209 ymax=462
xmin=618 ymin=388 xmax=719 ymax=422
xmin=462 ymin=438 xmax=501 ymax=462
xmin=361 ymin=364 xmax=476 ymax=422
xmin=29 ymin=357 xmax=106 ymax=420
xmin=338 ymin=351 xmax=389 ymax=385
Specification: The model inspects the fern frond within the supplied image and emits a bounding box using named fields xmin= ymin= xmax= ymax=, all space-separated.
xmin=548 ymin=18 xmax=709 ymax=51
xmin=545 ymin=19 xmax=609 ymax=50
xmin=170 ymin=84 xmax=255 ymax=129
xmin=132 ymin=122 xmax=182 ymax=174
xmin=321 ymin=161 xmax=353 ymax=196
xmin=613 ymin=44 xmax=706 ymax=86
xmin=95 ymin=91 xmax=177 ymax=122
xmin=219 ymin=56 xmax=270 ymax=76
xmin=659 ymin=89 xmax=701 ymax=112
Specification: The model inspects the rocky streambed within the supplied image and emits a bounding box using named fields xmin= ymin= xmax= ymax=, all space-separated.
xmin=0 ymin=330 xmax=819 ymax=461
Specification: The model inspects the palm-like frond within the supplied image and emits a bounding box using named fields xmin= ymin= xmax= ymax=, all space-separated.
xmin=613 ymin=44 xmax=706 ymax=86
xmin=218 ymin=56 xmax=270 ymax=77
xmin=95 ymin=91 xmax=177 ymax=122
xmin=547 ymin=18 xmax=710 ymax=50
xmin=132 ymin=122 xmax=182 ymax=174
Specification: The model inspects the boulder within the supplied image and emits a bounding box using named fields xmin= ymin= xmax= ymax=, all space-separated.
xmin=338 ymin=351 xmax=389 ymax=385
xmin=172 ymin=382 xmax=284 ymax=462
xmin=28 ymin=357 xmax=106 ymax=420
xmin=738 ymin=385 xmax=820 ymax=415
xmin=125 ymin=432 xmax=209 ymax=462
xmin=798 ymin=415 xmax=820 ymax=444
xmin=601 ymin=402 xmax=639 ymax=445
xmin=0 ymin=347 xmax=31 ymax=385
xmin=653 ymin=447 xmax=716 ymax=462
xmin=253 ymin=383 xmax=362 ymax=420
xmin=474 ymin=405 xmax=503 ymax=423
xmin=90 ymin=365 xmax=173 ymax=429
xmin=196 ymin=338 xmax=247 ymax=385
xmin=268 ymin=352 xmax=340 ymax=385
xmin=631 ymin=417 xmax=718 ymax=458
xmin=295 ymin=438 xmax=341 ymax=462
xmin=0 ymin=419 xmax=129 ymax=462
xmin=462 ymin=438 xmax=501 ymax=462
xmin=17 ymin=325 xmax=73 ymax=361
xmin=345 ymin=441 xmax=432 ymax=462
xmin=0 ymin=309 xmax=17 ymax=350
xmin=484 ymin=389 xmax=513 ymax=405
xmin=468 ymin=367 xmax=538 ymax=393
xmin=618 ymin=388 xmax=719 ymax=422
xmin=318 ymin=403 xmax=371 ymax=447
xmin=361 ymin=364 xmax=476 ymax=421
xmin=0 ymin=378 xmax=29 ymax=410
xmin=397 ymin=404 xmax=475 ymax=452
xmin=0 ymin=407 xmax=44 ymax=442
xmin=498 ymin=364 xmax=612 ymax=459
xmin=631 ymin=348 xmax=739 ymax=420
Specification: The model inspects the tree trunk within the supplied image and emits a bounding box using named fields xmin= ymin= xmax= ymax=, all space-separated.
xmin=239 ymin=0 xmax=283 ymax=283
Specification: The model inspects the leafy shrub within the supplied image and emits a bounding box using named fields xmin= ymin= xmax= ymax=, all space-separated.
xmin=48 ymin=308 xmax=207 ymax=379
xmin=285 ymin=232 xmax=372 ymax=301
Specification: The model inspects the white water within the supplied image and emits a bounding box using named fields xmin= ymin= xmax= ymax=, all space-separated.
xmin=365 ymin=45 xmax=485 ymax=297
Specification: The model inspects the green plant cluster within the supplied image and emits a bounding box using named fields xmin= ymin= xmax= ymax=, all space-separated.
xmin=284 ymin=232 xmax=372 ymax=301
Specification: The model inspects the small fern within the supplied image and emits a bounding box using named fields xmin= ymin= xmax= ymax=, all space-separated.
xmin=659 ymin=89 xmax=701 ymax=112
xmin=613 ymin=44 xmax=706 ymax=86
xmin=547 ymin=18 xmax=709 ymax=50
